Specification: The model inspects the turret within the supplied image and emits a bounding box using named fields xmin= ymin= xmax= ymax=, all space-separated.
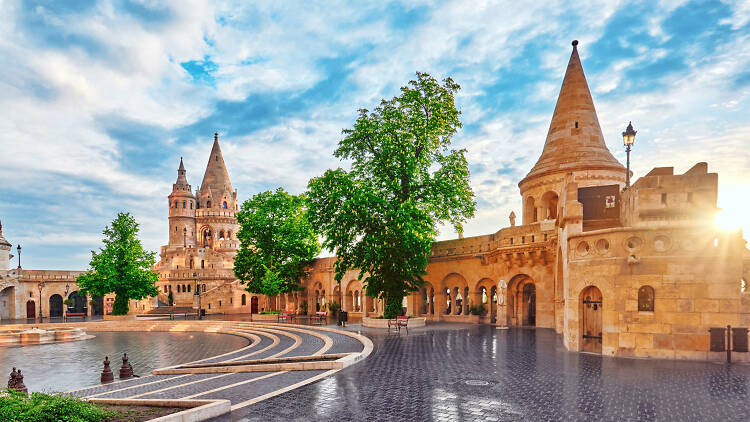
xmin=518 ymin=41 xmax=626 ymax=225
xmin=168 ymin=158 xmax=196 ymax=247
xmin=0 ymin=219 xmax=11 ymax=270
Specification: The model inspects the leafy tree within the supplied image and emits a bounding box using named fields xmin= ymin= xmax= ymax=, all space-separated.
xmin=76 ymin=212 xmax=159 ymax=315
xmin=307 ymin=72 xmax=475 ymax=318
xmin=234 ymin=188 xmax=321 ymax=310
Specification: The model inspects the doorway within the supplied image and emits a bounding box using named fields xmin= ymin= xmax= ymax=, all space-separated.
xmin=522 ymin=283 xmax=536 ymax=326
xmin=26 ymin=300 xmax=35 ymax=319
xmin=49 ymin=294 xmax=63 ymax=318
xmin=581 ymin=286 xmax=603 ymax=353
xmin=251 ymin=296 xmax=259 ymax=314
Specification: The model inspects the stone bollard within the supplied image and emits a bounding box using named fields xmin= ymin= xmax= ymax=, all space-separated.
xmin=8 ymin=367 xmax=17 ymax=389
xmin=14 ymin=369 xmax=27 ymax=393
xmin=101 ymin=356 xmax=114 ymax=383
xmin=119 ymin=353 xmax=133 ymax=379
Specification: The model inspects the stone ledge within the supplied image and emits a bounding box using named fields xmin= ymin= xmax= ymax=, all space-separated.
xmin=88 ymin=398 xmax=230 ymax=422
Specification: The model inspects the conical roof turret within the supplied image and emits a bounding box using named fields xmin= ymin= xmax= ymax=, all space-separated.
xmin=520 ymin=40 xmax=624 ymax=186
xmin=0 ymin=219 xmax=10 ymax=248
xmin=197 ymin=133 xmax=235 ymax=209
xmin=172 ymin=157 xmax=193 ymax=194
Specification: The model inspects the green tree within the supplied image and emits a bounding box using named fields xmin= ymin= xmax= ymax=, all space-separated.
xmin=234 ymin=188 xmax=321 ymax=310
xmin=307 ymin=72 xmax=475 ymax=318
xmin=76 ymin=212 xmax=159 ymax=315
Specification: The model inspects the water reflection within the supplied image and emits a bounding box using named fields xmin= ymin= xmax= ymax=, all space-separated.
xmin=0 ymin=331 xmax=248 ymax=393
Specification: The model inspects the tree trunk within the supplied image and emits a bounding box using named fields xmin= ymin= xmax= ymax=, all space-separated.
xmin=383 ymin=294 xmax=403 ymax=319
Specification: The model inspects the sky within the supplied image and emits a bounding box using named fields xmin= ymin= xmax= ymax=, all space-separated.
xmin=1 ymin=0 xmax=749 ymax=269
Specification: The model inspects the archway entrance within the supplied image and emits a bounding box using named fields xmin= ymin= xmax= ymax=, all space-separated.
xmin=251 ymin=296 xmax=259 ymax=314
xmin=26 ymin=300 xmax=35 ymax=319
xmin=522 ymin=283 xmax=536 ymax=326
xmin=49 ymin=294 xmax=63 ymax=318
xmin=68 ymin=291 xmax=87 ymax=314
xmin=0 ymin=286 xmax=14 ymax=320
xmin=580 ymin=286 xmax=603 ymax=353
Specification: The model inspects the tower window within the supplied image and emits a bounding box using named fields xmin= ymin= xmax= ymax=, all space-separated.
xmin=215 ymin=156 xmax=218 ymax=161
xmin=190 ymin=202 xmax=193 ymax=209
xmin=222 ymin=201 xmax=227 ymax=209
xmin=207 ymin=201 xmax=212 ymax=208
xmin=574 ymin=121 xmax=578 ymax=128
xmin=661 ymin=193 xmax=667 ymax=205
xmin=174 ymin=201 xmax=178 ymax=208
xmin=201 ymin=260 xmax=205 ymax=269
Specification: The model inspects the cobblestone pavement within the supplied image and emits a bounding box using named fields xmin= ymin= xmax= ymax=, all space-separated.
xmin=66 ymin=322 xmax=366 ymax=410
xmin=232 ymin=324 xmax=750 ymax=422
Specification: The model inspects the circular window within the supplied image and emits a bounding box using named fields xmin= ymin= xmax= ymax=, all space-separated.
xmin=625 ymin=237 xmax=643 ymax=251
xmin=596 ymin=239 xmax=610 ymax=254
xmin=653 ymin=235 xmax=671 ymax=252
xmin=576 ymin=241 xmax=590 ymax=256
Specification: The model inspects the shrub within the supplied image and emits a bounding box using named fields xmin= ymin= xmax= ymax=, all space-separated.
xmin=469 ymin=303 xmax=484 ymax=316
xmin=0 ymin=389 xmax=116 ymax=422
xmin=327 ymin=302 xmax=339 ymax=314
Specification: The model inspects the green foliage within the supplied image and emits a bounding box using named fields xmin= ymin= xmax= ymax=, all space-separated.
xmin=469 ymin=303 xmax=485 ymax=316
xmin=234 ymin=188 xmax=321 ymax=299
xmin=0 ymin=389 xmax=116 ymax=421
xmin=258 ymin=311 xmax=281 ymax=315
xmin=76 ymin=212 xmax=159 ymax=315
xmin=300 ymin=300 xmax=308 ymax=315
xmin=63 ymin=299 xmax=73 ymax=307
xmin=307 ymin=72 xmax=475 ymax=318
xmin=327 ymin=301 xmax=339 ymax=315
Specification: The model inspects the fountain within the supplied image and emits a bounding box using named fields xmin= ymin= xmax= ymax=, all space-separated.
xmin=0 ymin=326 xmax=91 ymax=346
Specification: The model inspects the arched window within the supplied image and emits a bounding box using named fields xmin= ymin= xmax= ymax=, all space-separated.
xmin=190 ymin=202 xmax=193 ymax=209
xmin=177 ymin=285 xmax=181 ymax=293
xmin=207 ymin=201 xmax=212 ymax=208
xmin=227 ymin=231 xmax=232 ymax=239
xmin=219 ymin=230 xmax=225 ymax=240
xmin=183 ymin=201 xmax=186 ymax=209
xmin=638 ymin=285 xmax=655 ymax=311
xmin=174 ymin=201 xmax=178 ymax=208
xmin=201 ymin=260 xmax=204 ymax=269
xmin=222 ymin=201 xmax=227 ymax=209
xmin=187 ymin=284 xmax=191 ymax=293
xmin=202 ymin=284 xmax=206 ymax=292
xmin=242 ymin=294 xmax=246 ymax=306
xmin=525 ymin=196 xmax=537 ymax=224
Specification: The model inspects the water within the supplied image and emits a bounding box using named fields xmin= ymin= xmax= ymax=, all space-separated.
xmin=0 ymin=331 xmax=249 ymax=393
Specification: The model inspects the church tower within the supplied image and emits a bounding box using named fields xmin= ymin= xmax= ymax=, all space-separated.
xmin=518 ymin=41 xmax=626 ymax=225
xmin=195 ymin=133 xmax=239 ymax=254
xmin=168 ymin=158 xmax=196 ymax=247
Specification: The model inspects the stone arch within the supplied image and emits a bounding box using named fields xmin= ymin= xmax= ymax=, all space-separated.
xmin=49 ymin=294 xmax=63 ymax=318
xmin=200 ymin=226 xmax=212 ymax=247
xmin=525 ymin=196 xmax=537 ymax=224
xmin=440 ymin=273 xmax=468 ymax=315
xmin=507 ymin=274 xmax=535 ymax=326
xmin=68 ymin=291 xmax=86 ymax=314
xmin=540 ymin=190 xmax=559 ymax=220
xmin=0 ymin=285 xmax=15 ymax=320
xmin=475 ymin=278 xmax=495 ymax=317
xmin=344 ymin=280 xmax=362 ymax=312
xmin=418 ymin=281 xmax=436 ymax=316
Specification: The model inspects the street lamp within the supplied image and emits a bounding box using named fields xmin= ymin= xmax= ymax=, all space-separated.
xmin=16 ymin=244 xmax=21 ymax=269
xmin=622 ymin=121 xmax=637 ymax=188
xmin=193 ymin=272 xmax=201 ymax=320
xmin=37 ymin=281 xmax=45 ymax=321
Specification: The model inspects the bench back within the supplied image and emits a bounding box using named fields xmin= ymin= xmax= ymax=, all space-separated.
xmin=396 ymin=316 xmax=408 ymax=320
xmin=316 ymin=311 xmax=327 ymax=316
xmin=66 ymin=312 xmax=85 ymax=316
xmin=173 ymin=310 xmax=189 ymax=313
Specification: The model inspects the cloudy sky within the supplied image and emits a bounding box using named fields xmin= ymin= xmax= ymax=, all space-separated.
xmin=1 ymin=0 xmax=749 ymax=269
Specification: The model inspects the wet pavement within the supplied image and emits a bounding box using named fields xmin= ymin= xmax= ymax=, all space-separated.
xmin=0 ymin=331 xmax=249 ymax=393
xmin=233 ymin=324 xmax=750 ymax=422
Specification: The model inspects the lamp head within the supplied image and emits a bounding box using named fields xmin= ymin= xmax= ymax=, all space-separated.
xmin=622 ymin=121 xmax=636 ymax=147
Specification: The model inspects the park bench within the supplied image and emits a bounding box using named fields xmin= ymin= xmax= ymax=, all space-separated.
xmin=310 ymin=311 xmax=327 ymax=325
xmin=278 ymin=311 xmax=297 ymax=323
xmin=64 ymin=312 xmax=86 ymax=322
xmin=170 ymin=309 xmax=191 ymax=320
xmin=388 ymin=316 xmax=409 ymax=333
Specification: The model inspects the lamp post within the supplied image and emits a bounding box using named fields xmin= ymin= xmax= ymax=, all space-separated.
xmin=16 ymin=244 xmax=21 ymax=269
xmin=193 ymin=272 xmax=201 ymax=320
xmin=622 ymin=121 xmax=637 ymax=188
xmin=37 ymin=281 xmax=45 ymax=322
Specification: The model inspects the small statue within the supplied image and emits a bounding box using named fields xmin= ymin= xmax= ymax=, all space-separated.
xmin=8 ymin=367 xmax=17 ymax=389
xmin=14 ymin=369 xmax=27 ymax=393
xmin=119 ymin=353 xmax=133 ymax=379
xmin=509 ymin=211 xmax=516 ymax=227
xmin=101 ymin=356 xmax=114 ymax=383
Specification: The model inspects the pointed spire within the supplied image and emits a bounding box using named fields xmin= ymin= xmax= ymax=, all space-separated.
xmin=521 ymin=40 xmax=624 ymax=185
xmin=173 ymin=156 xmax=191 ymax=192
xmin=0 ymin=218 xmax=10 ymax=248
xmin=198 ymin=132 xmax=234 ymax=208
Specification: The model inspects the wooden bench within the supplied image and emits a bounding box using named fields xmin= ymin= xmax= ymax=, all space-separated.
xmin=310 ymin=311 xmax=327 ymax=325
xmin=278 ymin=311 xmax=297 ymax=323
xmin=64 ymin=312 xmax=86 ymax=322
xmin=388 ymin=316 xmax=409 ymax=333
xmin=170 ymin=310 xmax=192 ymax=320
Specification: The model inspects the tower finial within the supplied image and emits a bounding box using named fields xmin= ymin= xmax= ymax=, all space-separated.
xmin=214 ymin=132 xmax=218 ymax=142
xmin=572 ymin=40 xmax=578 ymax=48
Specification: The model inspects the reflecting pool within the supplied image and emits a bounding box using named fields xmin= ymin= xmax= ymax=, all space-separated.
xmin=0 ymin=331 xmax=249 ymax=393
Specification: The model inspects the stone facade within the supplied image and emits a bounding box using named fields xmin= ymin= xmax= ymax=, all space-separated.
xmin=1 ymin=41 xmax=748 ymax=361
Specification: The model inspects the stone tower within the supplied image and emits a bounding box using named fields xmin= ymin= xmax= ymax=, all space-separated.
xmin=518 ymin=40 xmax=626 ymax=225
xmin=0 ymin=219 xmax=11 ymax=270
xmin=195 ymin=133 xmax=239 ymax=255
xmin=168 ymin=158 xmax=196 ymax=247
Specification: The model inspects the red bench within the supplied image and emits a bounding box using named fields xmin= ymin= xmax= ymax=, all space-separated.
xmin=170 ymin=310 xmax=192 ymax=320
xmin=388 ymin=316 xmax=409 ymax=333
xmin=310 ymin=311 xmax=327 ymax=325
xmin=64 ymin=312 xmax=86 ymax=322
xmin=278 ymin=311 xmax=297 ymax=323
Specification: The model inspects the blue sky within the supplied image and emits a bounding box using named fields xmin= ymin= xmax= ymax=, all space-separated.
xmin=1 ymin=0 xmax=749 ymax=269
